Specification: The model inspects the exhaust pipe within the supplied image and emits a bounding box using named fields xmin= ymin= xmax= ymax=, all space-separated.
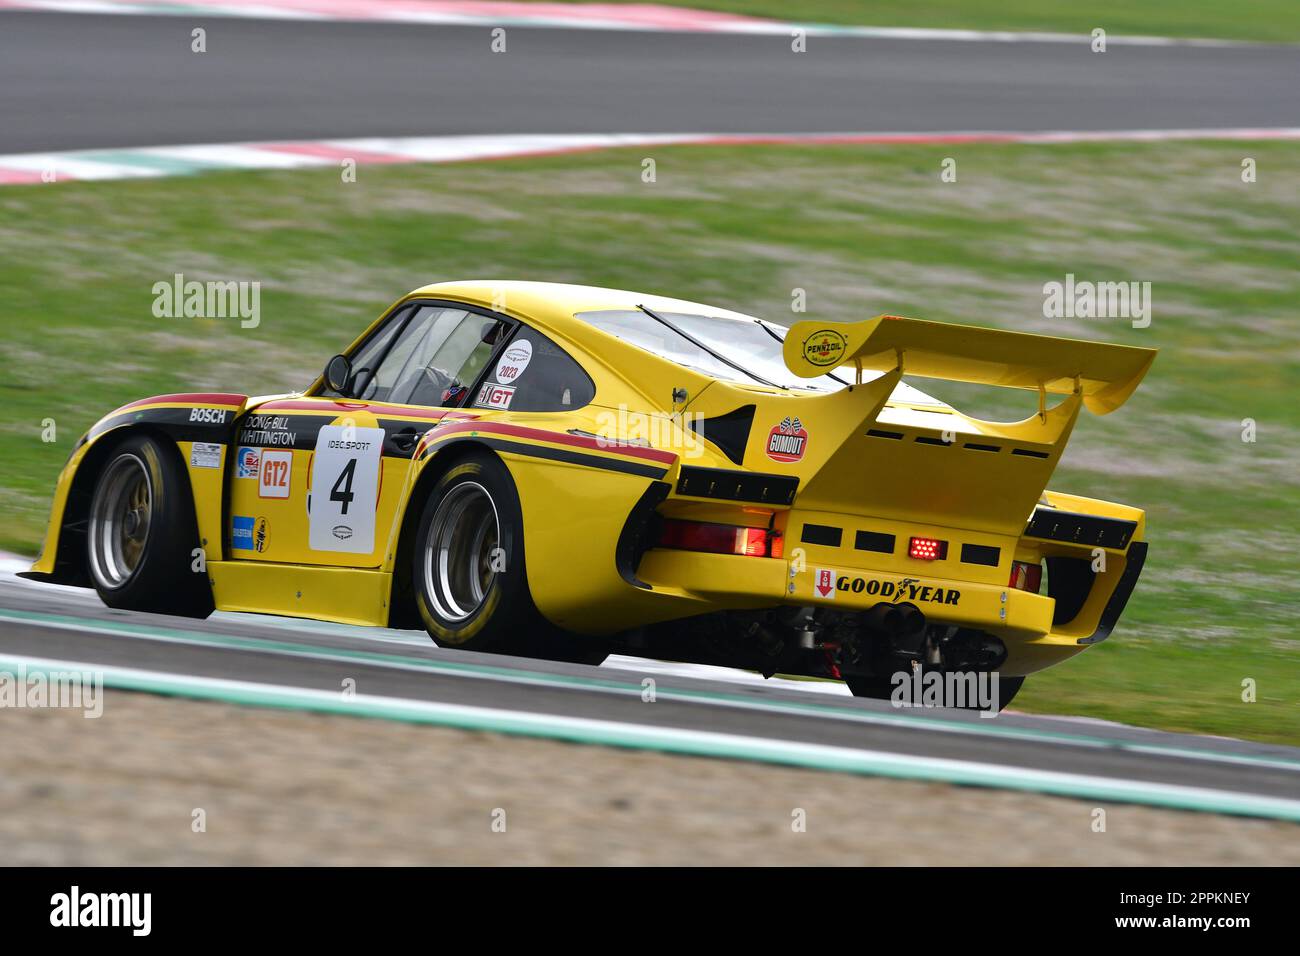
xmin=862 ymin=602 xmax=927 ymax=637
xmin=862 ymin=602 xmax=905 ymax=634
xmin=895 ymin=602 xmax=926 ymax=637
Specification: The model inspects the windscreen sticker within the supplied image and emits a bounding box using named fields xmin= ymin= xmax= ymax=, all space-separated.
xmin=766 ymin=417 xmax=808 ymax=463
xmin=308 ymin=425 xmax=384 ymax=553
xmin=475 ymin=382 xmax=515 ymax=410
xmin=494 ymin=339 xmax=533 ymax=384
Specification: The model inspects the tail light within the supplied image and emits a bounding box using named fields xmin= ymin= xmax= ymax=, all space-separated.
xmin=657 ymin=519 xmax=782 ymax=558
xmin=908 ymin=536 xmax=948 ymax=560
xmin=1009 ymin=560 xmax=1043 ymax=593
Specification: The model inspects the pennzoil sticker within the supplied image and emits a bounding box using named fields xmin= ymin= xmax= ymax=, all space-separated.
xmin=766 ymin=417 xmax=808 ymax=462
xmin=802 ymin=329 xmax=847 ymax=367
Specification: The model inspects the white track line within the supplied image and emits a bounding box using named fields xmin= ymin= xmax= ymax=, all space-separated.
xmin=3 ymin=129 xmax=1298 ymax=186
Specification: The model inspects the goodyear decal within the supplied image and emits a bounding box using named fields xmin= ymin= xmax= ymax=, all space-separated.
xmin=838 ymin=574 xmax=961 ymax=605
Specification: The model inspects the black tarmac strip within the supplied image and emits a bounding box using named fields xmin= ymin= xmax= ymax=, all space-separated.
xmin=0 ymin=13 xmax=1298 ymax=153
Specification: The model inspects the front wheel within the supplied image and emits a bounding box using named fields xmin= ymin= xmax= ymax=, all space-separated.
xmin=411 ymin=452 xmax=607 ymax=665
xmin=86 ymin=433 xmax=213 ymax=617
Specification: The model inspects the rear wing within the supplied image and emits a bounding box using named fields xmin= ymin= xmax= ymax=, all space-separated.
xmin=783 ymin=315 xmax=1157 ymax=415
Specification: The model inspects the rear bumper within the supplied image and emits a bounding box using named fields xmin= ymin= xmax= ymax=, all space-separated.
xmin=634 ymin=539 xmax=1147 ymax=676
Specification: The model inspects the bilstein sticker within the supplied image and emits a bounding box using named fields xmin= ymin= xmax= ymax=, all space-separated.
xmin=766 ymin=416 xmax=808 ymax=463
xmin=802 ymin=329 xmax=847 ymax=367
xmin=838 ymin=575 xmax=961 ymax=605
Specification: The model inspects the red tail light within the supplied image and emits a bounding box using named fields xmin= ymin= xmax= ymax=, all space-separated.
xmin=908 ymin=536 xmax=948 ymax=560
xmin=1009 ymin=560 xmax=1043 ymax=593
xmin=658 ymin=519 xmax=781 ymax=558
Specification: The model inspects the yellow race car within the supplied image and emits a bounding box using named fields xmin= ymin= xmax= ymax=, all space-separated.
xmin=26 ymin=281 xmax=1155 ymax=709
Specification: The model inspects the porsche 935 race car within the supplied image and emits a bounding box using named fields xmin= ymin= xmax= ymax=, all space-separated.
xmin=25 ymin=281 xmax=1155 ymax=708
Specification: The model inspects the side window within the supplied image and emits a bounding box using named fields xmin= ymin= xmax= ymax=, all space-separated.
xmin=320 ymin=305 xmax=502 ymax=406
xmin=470 ymin=327 xmax=595 ymax=412
xmin=318 ymin=306 xmax=409 ymax=399
xmin=389 ymin=308 xmax=506 ymax=407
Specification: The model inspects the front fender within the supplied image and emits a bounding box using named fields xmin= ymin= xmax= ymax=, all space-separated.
xmin=24 ymin=392 xmax=248 ymax=584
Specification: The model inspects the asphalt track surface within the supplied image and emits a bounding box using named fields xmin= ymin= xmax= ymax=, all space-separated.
xmin=3 ymin=570 xmax=1299 ymax=817
xmin=2 ymin=12 xmax=1299 ymax=153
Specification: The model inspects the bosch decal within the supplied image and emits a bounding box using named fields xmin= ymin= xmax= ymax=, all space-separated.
xmin=189 ymin=407 xmax=228 ymax=424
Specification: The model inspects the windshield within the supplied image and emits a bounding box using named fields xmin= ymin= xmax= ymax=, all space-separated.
xmin=576 ymin=308 xmax=947 ymax=406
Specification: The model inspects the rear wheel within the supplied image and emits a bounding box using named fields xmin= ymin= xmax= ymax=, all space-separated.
xmin=412 ymin=452 xmax=607 ymax=665
xmin=86 ymin=433 xmax=213 ymax=617
xmin=845 ymin=670 xmax=1024 ymax=712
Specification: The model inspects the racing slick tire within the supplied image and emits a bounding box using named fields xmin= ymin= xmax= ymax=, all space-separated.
xmin=412 ymin=451 xmax=608 ymax=666
xmin=85 ymin=433 xmax=215 ymax=618
xmin=845 ymin=670 xmax=1024 ymax=712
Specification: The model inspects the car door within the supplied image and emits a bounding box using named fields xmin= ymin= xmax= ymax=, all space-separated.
xmin=226 ymin=303 xmax=510 ymax=568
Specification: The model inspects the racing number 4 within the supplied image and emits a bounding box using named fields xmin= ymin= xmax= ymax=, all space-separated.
xmin=330 ymin=458 xmax=356 ymax=515
xmin=308 ymin=424 xmax=384 ymax=554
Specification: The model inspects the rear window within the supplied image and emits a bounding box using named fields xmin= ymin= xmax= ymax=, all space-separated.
xmin=470 ymin=327 xmax=595 ymax=412
xmin=577 ymin=308 xmax=947 ymax=405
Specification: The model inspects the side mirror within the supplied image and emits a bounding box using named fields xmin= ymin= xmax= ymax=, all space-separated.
xmin=325 ymin=354 xmax=353 ymax=396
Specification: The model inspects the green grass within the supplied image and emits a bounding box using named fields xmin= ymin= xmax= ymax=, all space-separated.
xmin=532 ymin=0 xmax=1300 ymax=43
xmin=1 ymin=140 xmax=1297 ymax=744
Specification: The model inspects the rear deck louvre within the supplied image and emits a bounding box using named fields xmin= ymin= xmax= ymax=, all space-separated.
xmin=854 ymin=530 xmax=896 ymax=554
xmin=800 ymin=524 xmax=843 ymax=547
xmin=1024 ymin=508 xmax=1137 ymax=549
xmin=867 ymin=429 xmax=904 ymax=440
xmin=1012 ymin=448 xmax=1050 ymax=459
xmin=675 ymin=466 xmax=799 ymax=506
xmin=963 ymin=442 xmax=1001 ymax=453
xmin=914 ymin=435 xmax=951 ymax=446
xmin=960 ymin=543 xmax=1001 ymax=566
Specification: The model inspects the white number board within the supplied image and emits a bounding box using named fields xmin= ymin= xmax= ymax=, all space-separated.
xmin=309 ymin=425 xmax=384 ymax=553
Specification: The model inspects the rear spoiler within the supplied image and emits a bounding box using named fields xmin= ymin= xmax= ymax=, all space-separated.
xmin=783 ymin=315 xmax=1157 ymax=415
